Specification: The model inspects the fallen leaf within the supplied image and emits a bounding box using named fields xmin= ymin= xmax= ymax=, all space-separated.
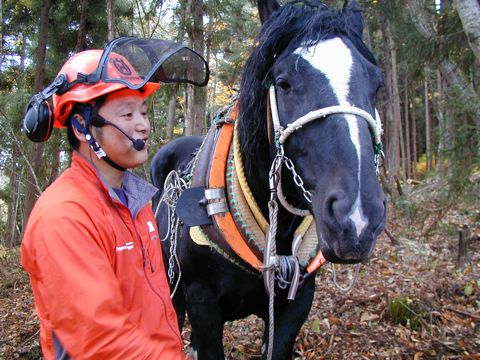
xmin=360 ymin=312 xmax=380 ymax=322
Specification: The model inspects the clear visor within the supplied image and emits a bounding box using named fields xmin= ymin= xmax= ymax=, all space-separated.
xmin=98 ymin=37 xmax=209 ymax=88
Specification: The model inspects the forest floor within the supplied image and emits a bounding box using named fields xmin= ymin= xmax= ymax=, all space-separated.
xmin=1 ymin=178 xmax=479 ymax=359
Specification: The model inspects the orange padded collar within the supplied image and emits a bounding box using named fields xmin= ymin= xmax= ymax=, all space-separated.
xmin=208 ymin=110 xmax=263 ymax=270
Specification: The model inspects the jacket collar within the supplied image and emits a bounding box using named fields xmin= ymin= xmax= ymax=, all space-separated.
xmin=71 ymin=151 xmax=158 ymax=218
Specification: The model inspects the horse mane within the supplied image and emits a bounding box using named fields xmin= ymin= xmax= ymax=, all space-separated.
xmin=238 ymin=0 xmax=376 ymax=172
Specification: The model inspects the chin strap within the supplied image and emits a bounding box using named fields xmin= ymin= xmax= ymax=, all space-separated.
xmin=70 ymin=107 xmax=126 ymax=172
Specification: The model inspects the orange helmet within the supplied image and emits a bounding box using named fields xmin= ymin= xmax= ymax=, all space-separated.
xmin=53 ymin=50 xmax=159 ymax=128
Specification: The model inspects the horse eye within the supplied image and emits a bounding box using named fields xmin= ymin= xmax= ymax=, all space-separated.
xmin=276 ymin=79 xmax=291 ymax=91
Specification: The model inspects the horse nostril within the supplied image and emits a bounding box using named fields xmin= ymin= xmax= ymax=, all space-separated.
xmin=326 ymin=195 xmax=337 ymax=220
xmin=324 ymin=192 xmax=346 ymax=230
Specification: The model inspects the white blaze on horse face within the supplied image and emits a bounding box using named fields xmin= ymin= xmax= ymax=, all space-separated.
xmin=294 ymin=38 xmax=368 ymax=237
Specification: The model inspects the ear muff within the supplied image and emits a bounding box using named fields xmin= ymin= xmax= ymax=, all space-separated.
xmin=22 ymin=74 xmax=68 ymax=142
xmin=23 ymin=97 xmax=54 ymax=142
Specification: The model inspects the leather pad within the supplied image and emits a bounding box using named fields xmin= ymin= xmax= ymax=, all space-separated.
xmin=175 ymin=187 xmax=213 ymax=226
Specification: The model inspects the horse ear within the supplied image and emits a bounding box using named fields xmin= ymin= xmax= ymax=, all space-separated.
xmin=343 ymin=0 xmax=364 ymax=39
xmin=257 ymin=0 xmax=280 ymax=24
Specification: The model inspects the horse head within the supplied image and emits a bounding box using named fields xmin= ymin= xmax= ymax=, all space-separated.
xmin=239 ymin=0 xmax=386 ymax=264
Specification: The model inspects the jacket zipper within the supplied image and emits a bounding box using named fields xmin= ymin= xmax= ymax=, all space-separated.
xmin=133 ymin=221 xmax=183 ymax=345
xmin=114 ymin=200 xmax=182 ymax=345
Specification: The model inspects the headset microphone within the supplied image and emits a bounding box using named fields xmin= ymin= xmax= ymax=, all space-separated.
xmin=90 ymin=115 xmax=146 ymax=151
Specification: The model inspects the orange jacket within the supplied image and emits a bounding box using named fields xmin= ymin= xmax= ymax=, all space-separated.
xmin=21 ymin=152 xmax=187 ymax=360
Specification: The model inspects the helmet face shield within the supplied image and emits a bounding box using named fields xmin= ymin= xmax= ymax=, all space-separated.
xmin=24 ymin=37 xmax=209 ymax=141
xmin=100 ymin=37 xmax=209 ymax=88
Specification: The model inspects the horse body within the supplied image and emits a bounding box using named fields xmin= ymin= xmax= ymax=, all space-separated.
xmin=151 ymin=1 xmax=386 ymax=359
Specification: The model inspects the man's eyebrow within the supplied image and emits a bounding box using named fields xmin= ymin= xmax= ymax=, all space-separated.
xmin=117 ymin=100 xmax=147 ymax=108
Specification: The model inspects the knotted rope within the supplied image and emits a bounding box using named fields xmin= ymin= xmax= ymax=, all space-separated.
xmin=262 ymin=153 xmax=283 ymax=360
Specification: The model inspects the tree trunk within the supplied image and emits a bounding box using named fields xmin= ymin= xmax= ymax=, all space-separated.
xmin=23 ymin=0 xmax=51 ymax=231
xmin=185 ymin=85 xmax=194 ymax=136
xmin=445 ymin=79 xmax=455 ymax=178
xmin=183 ymin=85 xmax=189 ymax=135
xmin=425 ymin=67 xmax=433 ymax=172
xmin=187 ymin=0 xmax=207 ymax=136
xmin=404 ymin=85 xmax=411 ymax=179
xmin=106 ymin=0 xmax=115 ymax=41
xmin=75 ymin=0 xmax=89 ymax=52
xmin=0 ymin=0 xmax=4 ymax=66
xmin=166 ymin=88 xmax=177 ymax=139
xmin=407 ymin=0 xmax=480 ymax=127
xmin=399 ymin=111 xmax=407 ymax=185
xmin=439 ymin=61 xmax=480 ymax=127
xmin=453 ymin=0 xmax=480 ymax=64
xmin=412 ymin=96 xmax=418 ymax=179
xmin=6 ymin=148 xmax=19 ymax=247
xmin=212 ymin=54 xmax=218 ymax=113
xmin=457 ymin=226 xmax=471 ymax=268
xmin=383 ymin=20 xmax=401 ymax=184
xmin=435 ymin=70 xmax=446 ymax=176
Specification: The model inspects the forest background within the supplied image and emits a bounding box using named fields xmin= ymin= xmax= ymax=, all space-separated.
xmin=0 ymin=0 xmax=479 ymax=359
xmin=0 ymin=0 xmax=479 ymax=248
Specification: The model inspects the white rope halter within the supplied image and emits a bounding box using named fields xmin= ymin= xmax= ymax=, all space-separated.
xmin=268 ymin=85 xmax=383 ymax=215
xmin=270 ymin=85 xmax=383 ymax=146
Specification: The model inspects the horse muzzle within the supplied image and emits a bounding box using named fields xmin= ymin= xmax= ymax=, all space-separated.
xmin=314 ymin=192 xmax=387 ymax=264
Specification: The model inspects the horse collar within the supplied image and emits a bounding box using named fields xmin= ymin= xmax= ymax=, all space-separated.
xmin=182 ymin=104 xmax=329 ymax=300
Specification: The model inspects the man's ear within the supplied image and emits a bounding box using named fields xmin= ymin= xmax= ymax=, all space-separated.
xmin=71 ymin=114 xmax=88 ymax=142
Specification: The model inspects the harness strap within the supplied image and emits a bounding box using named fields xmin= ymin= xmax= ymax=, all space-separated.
xmin=192 ymin=99 xmax=328 ymax=280
xmin=208 ymin=118 xmax=263 ymax=271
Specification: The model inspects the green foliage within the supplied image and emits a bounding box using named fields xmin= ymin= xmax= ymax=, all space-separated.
xmin=393 ymin=195 xmax=419 ymax=220
xmin=387 ymin=295 xmax=432 ymax=330
xmin=463 ymin=281 xmax=475 ymax=297
xmin=205 ymin=1 xmax=259 ymax=87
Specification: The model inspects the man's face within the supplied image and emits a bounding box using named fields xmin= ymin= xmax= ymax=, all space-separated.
xmin=93 ymin=88 xmax=150 ymax=169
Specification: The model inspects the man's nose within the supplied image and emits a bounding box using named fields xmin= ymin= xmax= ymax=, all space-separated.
xmin=134 ymin=112 xmax=150 ymax=133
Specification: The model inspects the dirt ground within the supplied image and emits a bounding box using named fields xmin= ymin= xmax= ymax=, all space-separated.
xmin=1 ymin=183 xmax=479 ymax=359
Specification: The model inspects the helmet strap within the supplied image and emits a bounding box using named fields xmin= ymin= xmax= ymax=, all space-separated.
xmin=70 ymin=106 xmax=126 ymax=172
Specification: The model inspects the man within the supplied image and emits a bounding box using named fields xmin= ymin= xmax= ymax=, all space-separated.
xmin=21 ymin=38 xmax=207 ymax=359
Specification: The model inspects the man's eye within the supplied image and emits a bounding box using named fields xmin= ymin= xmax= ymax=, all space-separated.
xmin=123 ymin=113 xmax=133 ymax=118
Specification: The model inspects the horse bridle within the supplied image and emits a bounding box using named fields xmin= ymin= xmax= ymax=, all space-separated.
xmin=262 ymin=85 xmax=385 ymax=360
xmin=267 ymin=85 xmax=384 ymax=216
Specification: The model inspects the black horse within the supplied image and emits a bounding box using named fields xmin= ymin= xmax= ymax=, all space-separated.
xmin=150 ymin=1 xmax=386 ymax=359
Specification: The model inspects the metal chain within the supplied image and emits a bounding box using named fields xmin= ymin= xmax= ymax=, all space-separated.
xmin=157 ymin=171 xmax=187 ymax=287
xmin=169 ymin=218 xmax=183 ymax=298
xmin=283 ymin=155 xmax=313 ymax=203
xmin=167 ymin=216 xmax=178 ymax=285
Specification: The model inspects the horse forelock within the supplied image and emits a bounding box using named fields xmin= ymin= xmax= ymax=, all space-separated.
xmin=238 ymin=0 xmax=376 ymax=173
